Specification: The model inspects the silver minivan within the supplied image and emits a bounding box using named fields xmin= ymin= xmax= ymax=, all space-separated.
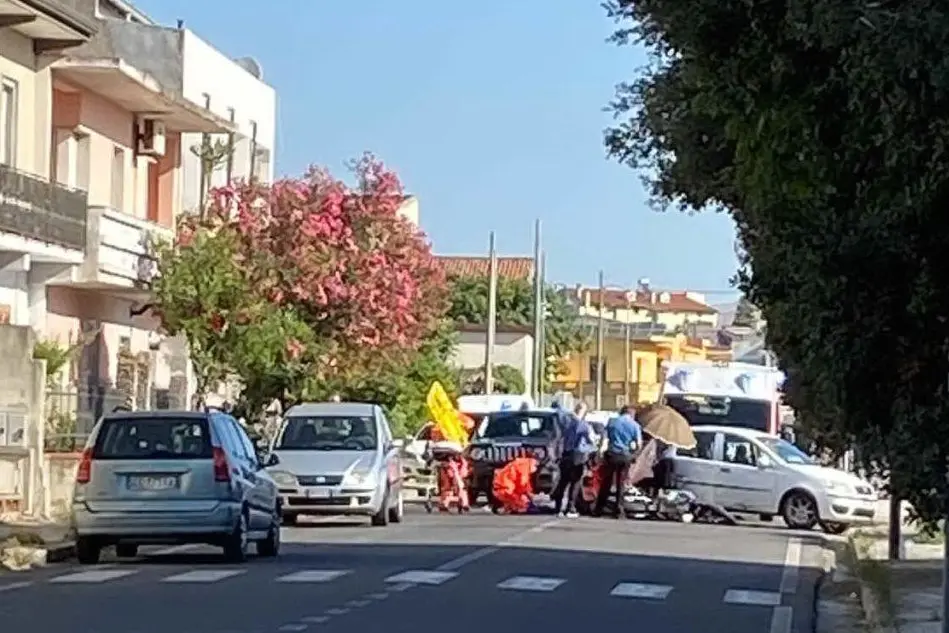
xmin=265 ymin=402 xmax=404 ymax=526
xmin=71 ymin=410 xmax=280 ymax=564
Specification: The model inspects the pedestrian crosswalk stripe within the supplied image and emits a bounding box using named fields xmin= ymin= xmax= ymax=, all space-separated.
xmin=161 ymin=569 xmax=245 ymax=583
xmin=610 ymin=582 xmax=673 ymax=599
xmin=384 ymin=570 xmax=458 ymax=585
xmin=723 ymin=589 xmax=782 ymax=606
xmin=50 ymin=570 xmax=137 ymax=583
xmin=496 ymin=575 xmax=566 ymax=592
xmin=277 ymin=570 xmax=351 ymax=583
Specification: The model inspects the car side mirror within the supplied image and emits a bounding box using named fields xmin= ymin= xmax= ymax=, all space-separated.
xmin=265 ymin=452 xmax=280 ymax=467
xmin=757 ymin=454 xmax=773 ymax=469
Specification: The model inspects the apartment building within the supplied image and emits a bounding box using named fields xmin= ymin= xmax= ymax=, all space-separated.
xmin=1 ymin=0 xmax=278 ymax=428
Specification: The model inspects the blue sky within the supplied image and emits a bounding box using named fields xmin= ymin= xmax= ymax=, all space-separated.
xmin=136 ymin=0 xmax=740 ymax=300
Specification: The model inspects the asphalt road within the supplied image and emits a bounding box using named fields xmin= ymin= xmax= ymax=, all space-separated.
xmin=0 ymin=507 xmax=828 ymax=633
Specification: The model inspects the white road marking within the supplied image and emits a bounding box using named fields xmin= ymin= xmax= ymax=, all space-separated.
xmin=325 ymin=608 xmax=349 ymax=616
xmin=0 ymin=581 xmax=32 ymax=592
xmin=779 ymin=538 xmax=802 ymax=594
xmin=301 ymin=616 xmax=331 ymax=624
xmin=769 ymin=605 xmax=793 ymax=633
xmin=385 ymin=570 xmax=458 ymax=585
xmin=278 ymin=625 xmax=307 ymax=632
xmin=276 ymin=570 xmax=351 ymax=583
xmin=723 ymin=589 xmax=783 ymax=606
xmin=161 ymin=569 xmax=244 ymax=583
xmin=610 ymin=582 xmax=673 ymax=600
xmin=497 ymin=575 xmax=566 ymax=592
xmin=50 ymin=569 xmax=137 ymax=583
xmin=435 ymin=518 xmax=560 ymax=572
xmin=367 ymin=592 xmax=389 ymax=600
xmin=345 ymin=599 xmax=370 ymax=608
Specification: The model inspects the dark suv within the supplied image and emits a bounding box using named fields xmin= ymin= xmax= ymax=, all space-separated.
xmin=465 ymin=409 xmax=562 ymax=503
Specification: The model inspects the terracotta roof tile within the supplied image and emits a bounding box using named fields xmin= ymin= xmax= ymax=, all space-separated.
xmin=437 ymin=255 xmax=534 ymax=280
xmin=575 ymin=287 xmax=717 ymax=315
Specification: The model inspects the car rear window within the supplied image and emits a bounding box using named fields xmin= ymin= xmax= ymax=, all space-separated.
xmin=92 ymin=417 xmax=212 ymax=460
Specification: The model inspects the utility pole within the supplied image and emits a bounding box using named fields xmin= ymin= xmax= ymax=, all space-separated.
xmin=624 ymin=291 xmax=632 ymax=405
xmin=594 ymin=270 xmax=605 ymax=410
xmin=531 ymin=220 xmax=543 ymax=401
xmin=484 ymin=232 xmax=498 ymax=395
xmin=534 ymin=252 xmax=547 ymax=401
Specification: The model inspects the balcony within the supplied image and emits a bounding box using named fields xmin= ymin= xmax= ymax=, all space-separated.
xmin=77 ymin=206 xmax=171 ymax=294
xmin=0 ymin=163 xmax=87 ymax=255
xmin=0 ymin=0 xmax=97 ymax=52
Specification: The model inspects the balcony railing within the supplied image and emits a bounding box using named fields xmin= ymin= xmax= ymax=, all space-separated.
xmin=0 ymin=163 xmax=88 ymax=252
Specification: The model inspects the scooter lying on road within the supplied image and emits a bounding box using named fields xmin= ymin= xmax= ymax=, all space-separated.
xmin=574 ymin=460 xmax=737 ymax=524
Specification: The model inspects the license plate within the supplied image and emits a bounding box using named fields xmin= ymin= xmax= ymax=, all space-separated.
xmin=128 ymin=475 xmax=178 ymax=491
xmin=304 ymin=488 xmax=330 ymax=499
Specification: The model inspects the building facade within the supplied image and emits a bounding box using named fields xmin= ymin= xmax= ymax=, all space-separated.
xmin=1 ymin=0 xmax=277 ymax=431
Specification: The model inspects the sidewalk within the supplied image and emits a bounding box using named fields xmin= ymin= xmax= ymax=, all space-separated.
xmin=820 ymin=502 xmax=944 ymax=632
xmin=0 ymin=512 xmax=75 ymax=571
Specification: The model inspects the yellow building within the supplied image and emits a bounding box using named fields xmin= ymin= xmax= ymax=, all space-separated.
xmin=551 ymin=332 xmax=712 ymax=410
xmin=572 ymin=285 xmax=719 ymax=330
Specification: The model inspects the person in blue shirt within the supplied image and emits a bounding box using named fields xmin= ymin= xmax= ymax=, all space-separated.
xmin=593 ymin=405 xmax=643 ymax=518
xmin=551 ymin=402 xmax=594 ymax=517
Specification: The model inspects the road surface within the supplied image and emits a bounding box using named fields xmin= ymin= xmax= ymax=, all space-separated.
xmin=0 ymin=508 xmax=827 ymax=633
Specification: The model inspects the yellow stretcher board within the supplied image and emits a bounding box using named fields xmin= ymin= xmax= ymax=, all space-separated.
xmin=426 ymin=381 xmax=468 ymax=446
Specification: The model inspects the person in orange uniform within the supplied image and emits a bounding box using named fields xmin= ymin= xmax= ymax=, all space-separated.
xmin=491 ymin=457 xmax=538 ymax=514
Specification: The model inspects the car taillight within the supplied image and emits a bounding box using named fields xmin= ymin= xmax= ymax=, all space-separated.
xmin=75 ymin=448 xmax=93 ymax=484
xmin=212 ymin=447 xmax=230 ymax=482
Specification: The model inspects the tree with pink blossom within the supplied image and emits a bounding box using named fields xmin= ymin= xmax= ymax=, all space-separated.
xmin=154 ymin=155 xmax=452 ymax=430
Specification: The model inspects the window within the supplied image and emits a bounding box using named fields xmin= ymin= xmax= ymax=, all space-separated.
xmin=276 ymin=415 xmax=378 ymax=451
xmin=723 ymin=433 xmax=759 ymax=467
xmin=588 ymin=358 xmax=606 ymax=383
xmin=110 ymin=146 xmax=125 ymax=210
xmin=93 ymin=417 xmax=212 ymax=460
xmin=677 ymin=431 xmax=715 ymax=460
xmin=478 ymin=412 xmax=557 ymax=440
xmin=248 ymin=120 xmax=258 ymax=179
xmin=665 ymin=394 xmax=771 ymax=433
xmin=1 ymin=79 xmax=17 ymax=166
xmin=225 ymin=107 xmax=235 ymax=183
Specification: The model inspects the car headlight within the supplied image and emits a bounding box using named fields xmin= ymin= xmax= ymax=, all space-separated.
xmin=271 ymin=471 xmax=297 ymax=486
xmin=469 ymin=447 xmax=485 ymax=461
xmin=344 ymin=469 xmax=375 ymax=486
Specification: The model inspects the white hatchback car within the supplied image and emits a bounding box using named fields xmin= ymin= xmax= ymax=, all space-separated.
xmin=672 ymin=425 xmax=877 ymax=533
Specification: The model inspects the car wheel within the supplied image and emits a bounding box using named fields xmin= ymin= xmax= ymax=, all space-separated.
xmin=76 ymin=537 xmax=101 ymax=565
xmin=371 ymin=488 xmax=390 ymax=526
xmin=388 ymin=489 xmax=404 ymax=523
xmin=223 ymin=511 xmax=249 ymax=562
xmin=781 ymin=491 xmax=819 ymax=530
xmin=820 ymin=521 xmax=850 ymax=535
xmin=257 ymin=507 xmax=281 ymax=557
xmin=115 ymin=543 xmax=138 ymax=558
xmin=281 ymin=512 xmax=298 ymax=527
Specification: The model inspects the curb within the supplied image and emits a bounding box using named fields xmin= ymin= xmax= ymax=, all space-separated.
xmin=811 ymin=535 xmax=837 ymax=633
xmin=859 ymin=583 xmax=897 ymax=633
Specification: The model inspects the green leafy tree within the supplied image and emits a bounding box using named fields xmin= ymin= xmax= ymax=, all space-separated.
xmin=604 ymin=0 xmax=949 ymax=526
xmin=731 ymin=297 xmax=761 ymax=330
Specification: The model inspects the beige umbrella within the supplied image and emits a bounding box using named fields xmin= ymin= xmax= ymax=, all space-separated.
xmin=636 ymin=404 xmax=696 ymax=450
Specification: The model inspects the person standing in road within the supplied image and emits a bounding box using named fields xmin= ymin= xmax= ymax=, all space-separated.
xmin=551 ymin=402 xmax=594 ymax=517
xmin=593 ymin=405 xmax=643 ymax=518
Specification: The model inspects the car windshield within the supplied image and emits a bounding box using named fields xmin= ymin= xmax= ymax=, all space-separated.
xmin=666 ymin=394 xmax=771 ymax=432
xmin=760 ymin=437 xmax=814 ymax=465
xmin=477 ymin=412 xmax=557 ymax=440
xmin=276 ymin=416 xmax=377 ymax=451
xmin=93 ymin=417 xmax=212 ymax=460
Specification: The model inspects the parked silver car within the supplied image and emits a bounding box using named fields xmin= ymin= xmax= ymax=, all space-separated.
xmin=265 ymin=402 xmax=403 ymax=526
xmin=71 ymin=410 xmax=281 ymax=564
